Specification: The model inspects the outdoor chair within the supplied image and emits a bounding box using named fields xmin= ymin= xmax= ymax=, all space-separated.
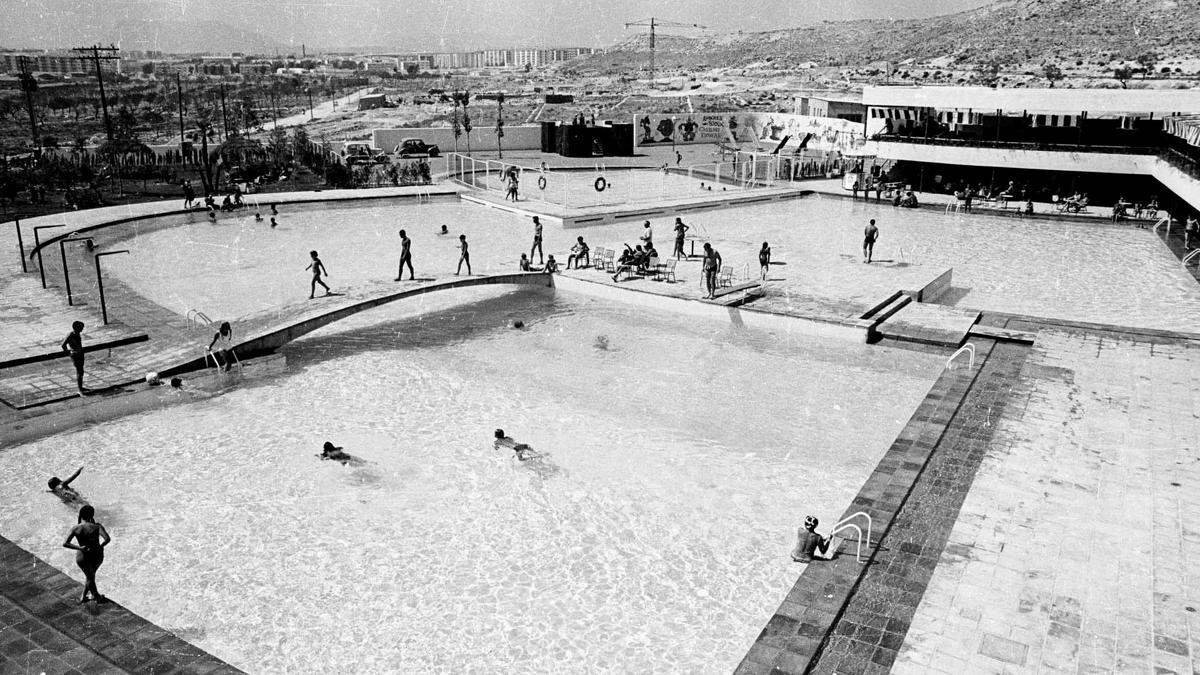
xmin=718 ymin=266 xmax=734 ymax=288
xmin=657 ymin=258 xmax=677 ymax=282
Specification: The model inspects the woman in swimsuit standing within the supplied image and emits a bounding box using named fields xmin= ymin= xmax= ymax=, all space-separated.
xmin=63 ymin=504 xmax=110 ymax=604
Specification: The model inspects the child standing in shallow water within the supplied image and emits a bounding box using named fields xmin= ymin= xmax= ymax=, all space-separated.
xmin=456 ymin=234 xmax=471 ymax=275
xmin=306 ymin=250 xmax=331 ymax=298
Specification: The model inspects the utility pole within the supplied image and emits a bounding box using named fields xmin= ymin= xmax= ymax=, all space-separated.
xmin=16 ymin=56 xmax=39 ymax=149
xmin=219 ymin=83 xmax=229 ymax=139
xmin=623 ymin=18 xmax=704 ymax=88
xmin=72 ymin=44 xmax=120 ymax=141
xmin=176 ymin=72 xmax=186 ymax=161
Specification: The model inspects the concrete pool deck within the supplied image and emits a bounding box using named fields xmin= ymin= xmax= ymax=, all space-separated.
xmin=2 ymin=148 xmax=1199 ymax=673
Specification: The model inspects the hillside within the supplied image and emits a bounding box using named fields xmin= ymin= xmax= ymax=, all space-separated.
xmin=575 ymin=0 xmax=1200 ymax=78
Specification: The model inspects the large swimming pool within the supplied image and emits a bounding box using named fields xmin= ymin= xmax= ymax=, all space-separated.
xmin=99 ymin=196 xmax=1200 ymax=332
xmin=0 ymin=289 xmax=944 ymax=672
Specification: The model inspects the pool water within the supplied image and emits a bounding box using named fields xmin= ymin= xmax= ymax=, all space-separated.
xmin=0 ymin=289 xmax=944 ymax=673
xmin=478 ymin=168 xmax=751 ymax=209
xmin=103 ymin=194 xmax=1200 ymax=333
xmin=655 ymin=196 xmax=1200 ymax=332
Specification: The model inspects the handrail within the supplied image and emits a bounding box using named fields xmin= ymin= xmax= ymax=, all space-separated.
xmin=1183 ymin=250 xmax=1200 ymax=266
xmin=1152 ymin=216 xmax=1170 ymax=233
xmin=947 ymin=343 xmax=976 ymax=369
xmin=832 ymin=511 xmax=873 ymax=549
xmin=187 ymin=309 xmax=213 ymax=329
xmin=827 ymin=511 xmax=873 ymax=563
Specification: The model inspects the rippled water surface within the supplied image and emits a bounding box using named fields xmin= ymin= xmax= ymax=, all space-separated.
xmin=0 ymin=289 xmax=943 ymax=673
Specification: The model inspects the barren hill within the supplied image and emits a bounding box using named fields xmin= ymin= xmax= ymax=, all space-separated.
xmin=576 ymin=0 xmax=1200 ymax=75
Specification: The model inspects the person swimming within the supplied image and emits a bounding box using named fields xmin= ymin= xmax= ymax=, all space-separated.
xmin=320 ymin=441 xmax=352 ymax=463
xmin=48 ymin=466 xmax=86 ymax=505
xmin=493 ymin=429 xmax=537 ymax=461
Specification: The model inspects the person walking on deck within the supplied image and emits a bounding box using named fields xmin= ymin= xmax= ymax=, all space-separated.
xmin=396 ymin=229 xmax=415 ymax=280
xmin=306 ymin=251 xmax=331 ymax=298
xmin=672 ymin=217 xmax=690 ymax=260
xmin=456 ymin=235 xmax=472 ymax=275
xmin=702 ymin=243 xmax=722 ymax=300
xmin=63 ymin=505 xmax=110 ymax=604
xmin=863 ymin=219 xmax=879 ymax=264
xmin=759 ymin=242 xmax=771 ymax=281
xmin=61 ymin=321 xmax=87 ymax=395
xmin=530 ymin=216 xmax=544 ymax=265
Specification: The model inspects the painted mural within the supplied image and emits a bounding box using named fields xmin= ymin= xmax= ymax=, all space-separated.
xmin=634 ymin=113 xmax=866 ymax=153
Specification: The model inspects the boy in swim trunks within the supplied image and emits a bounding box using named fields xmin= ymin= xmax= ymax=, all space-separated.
xmin=863 ymin=219 xmax=879 ymax=264
xmin=306 ymin=251 xmax=331 ymax=298
xmin=759 ymin=242 xmax=771 ymax=281
xmin=61 ymin=321 xmax=87 ymax=394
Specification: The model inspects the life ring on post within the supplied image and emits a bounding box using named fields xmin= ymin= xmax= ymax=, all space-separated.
xmin=538 ymin=175 xmax=547 ymax=191
xmin=594 ymin=176 xmax=607 ymax=192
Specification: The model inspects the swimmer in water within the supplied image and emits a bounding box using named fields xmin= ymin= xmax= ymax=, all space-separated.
xmin=494 ymin=429 xmax=537 ymax=461
xmin=47 ymin=466 xmax=86 ymax=505
xmin=320 ymin=441 xmax=352 ymax=463
xmin=438 ymin=224 xmax=449 ymax=235
xmin=63 ymin=504 xmax=110 ymax=604
xmin=270 ymin=217 xmax=277 ymax=228
xmin=255 ymin=212 xmax=263 ymax=222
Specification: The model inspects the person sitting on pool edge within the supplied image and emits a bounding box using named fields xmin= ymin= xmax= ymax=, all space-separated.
xmin=320 ymin=441 xmax=352 ymax=463
xmin=791 ymin=515 xmax=831 ymax=563
xmin=543 ymin=255 xmax=560 ymax=274
xmin=48 ymin=466 xmax=86 ymax=505
xmin=494 ymin=429 xmax=537 ymax=461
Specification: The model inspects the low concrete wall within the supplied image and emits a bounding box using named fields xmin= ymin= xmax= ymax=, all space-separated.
xmin=1 ymin=354 xmax=287 ymax=447
xmin=373 ymin=126 xmax=543 ymax=154
xmin=551 ymin=275 xmax=866 ymax=343
xmin=912 ymin=267 xmax=953 ymax=303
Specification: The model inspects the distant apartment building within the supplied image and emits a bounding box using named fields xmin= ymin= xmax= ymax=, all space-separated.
xmin=361 ymin=58 xmax=399 ymax=72
xmin=0 ymin=51 xmax=120 ymax=76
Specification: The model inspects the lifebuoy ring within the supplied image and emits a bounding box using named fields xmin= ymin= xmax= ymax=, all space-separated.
xmin=538 ymin=175 xmax=547 ymax=190
xmin=594 ymin=176 xmax=607 ymax=192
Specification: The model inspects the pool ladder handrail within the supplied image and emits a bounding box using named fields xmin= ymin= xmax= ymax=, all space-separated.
xmin=1183 ymin=249 xmax=1200 ymax=266
xmin=1152 ymin=215 xmax=1170 ymax=234
xmin=947 ymin=343 xmax=976 ymax=369
xmin=204 ymin=346 xmax=242 ymax=372
xmin=187 ymin=309 xmax=213 ymax=329
xmin=829 ymin=511 xmax=873 ymax=564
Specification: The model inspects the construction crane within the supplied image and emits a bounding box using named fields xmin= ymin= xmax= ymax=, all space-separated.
xmin=623 ymin=17 xmax=705 ymax=87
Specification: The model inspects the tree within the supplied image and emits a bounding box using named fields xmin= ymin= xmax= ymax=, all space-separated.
xmin=450 ymin=95 xmax=461 ymax=153
xmin=1042 ymin=63 xmax=1064 ymax=88
xmin=1136 ymin=52 xmax=1157 ymax=79
xmin=979 ymin=55 xmax=1007 ymax=88
xmin=1113 ymin=65 xmax=1133 ymax=88
xmin=267 ymin=127 xmax=290 ymax=168
xmin=495 ymin=92 xmax=505 ymax=159
xmin=291 ymin=126 xmax=309 ymax=163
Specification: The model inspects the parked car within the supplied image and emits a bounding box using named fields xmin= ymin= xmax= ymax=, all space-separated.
xmin=394 ymin=138 xmax=440 ymax=158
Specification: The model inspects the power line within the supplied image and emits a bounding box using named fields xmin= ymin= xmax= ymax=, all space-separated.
xmin=71 ymin=44 xmax=121 ymax=141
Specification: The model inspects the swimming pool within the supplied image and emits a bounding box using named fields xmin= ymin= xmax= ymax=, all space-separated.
xmin=0 ymin=289 xmax=945 ymax=672
xmin=640 ymin=195 xmax=1200 ymax=331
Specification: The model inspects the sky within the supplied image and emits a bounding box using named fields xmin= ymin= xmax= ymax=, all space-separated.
xmin=7 ymin=0 xmax=994 ymax=52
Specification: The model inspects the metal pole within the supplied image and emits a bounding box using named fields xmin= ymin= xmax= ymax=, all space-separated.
xmin=59 ymin=239 xmax=72 ymax=305
xmin=93 ymin=250 xmax=129 ymax=325
xmin=32 ymin=224 xmax=65 ymax=289
xmin=14 ymin=219 xmax=26 ymax=273
xmin=58 ymin=237 xmax=92 ymax=306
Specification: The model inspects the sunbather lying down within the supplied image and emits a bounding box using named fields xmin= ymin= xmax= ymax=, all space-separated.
xmin=494 ymin=429 xmax=540 ymax=461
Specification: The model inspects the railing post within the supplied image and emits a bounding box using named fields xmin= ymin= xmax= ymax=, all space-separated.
xmin=94 ymin=250 xmax=130 ymax=325
xmin=32 ymin=224 xmax=66 ymax=289
xmin=13 ymin=219 xmax=26 ymax=273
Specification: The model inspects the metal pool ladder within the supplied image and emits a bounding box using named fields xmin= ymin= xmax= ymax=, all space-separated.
xmin=827 ymin=511 xmax=874 ymax=564
xmin=187 ymin=309 xmax=213 ymax=329
xmin=1183 ymin=250 xmax=1200 ymax=266
xmin=947 ymin=343 xmax=976 ymax=369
